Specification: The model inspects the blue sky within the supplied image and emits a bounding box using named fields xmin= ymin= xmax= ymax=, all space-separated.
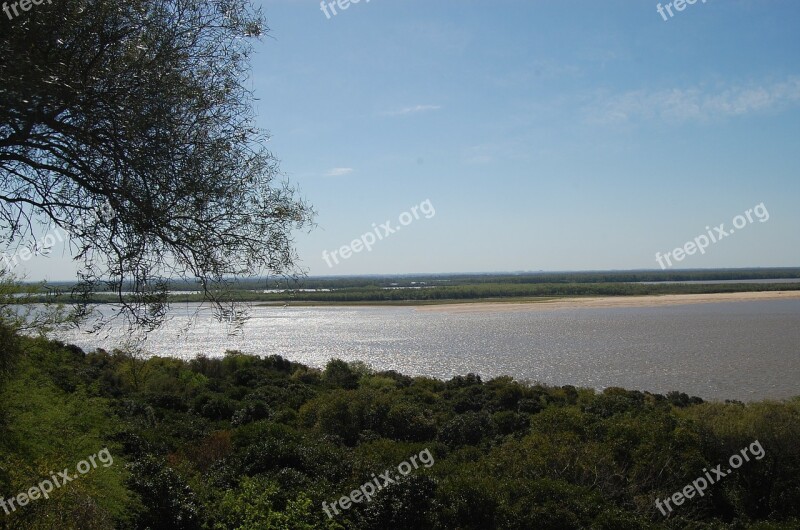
xmin=12 ymin=0 xmax=800 ymax=279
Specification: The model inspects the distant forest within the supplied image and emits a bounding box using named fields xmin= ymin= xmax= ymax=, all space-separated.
xmin=35 ymin=268 xmax=800 ymax=305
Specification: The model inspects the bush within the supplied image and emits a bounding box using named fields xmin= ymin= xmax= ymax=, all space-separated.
xmin=358 ymin=475 xmax=439 ymax=529
xmin=323 ymin=359 xmax=360 ymax=389
xmin=492 ymin=410 xmax=531 ymax=436
xmin=232 ymin=400 xmax=272 ymax=426
xmin=127 ymin=456 xmax=202 ymax=529
xmin=438 ymin=412 xmax=495 ymax=447
xmin=195 ymin=394 xmax=237 ymax=420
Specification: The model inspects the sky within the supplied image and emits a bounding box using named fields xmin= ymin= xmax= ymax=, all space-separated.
xmin=10 ymin=0 xmax=800 ymax=279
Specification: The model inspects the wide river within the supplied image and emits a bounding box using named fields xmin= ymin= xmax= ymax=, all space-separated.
xmin=54 ymin=299 xmax=800 ymax=402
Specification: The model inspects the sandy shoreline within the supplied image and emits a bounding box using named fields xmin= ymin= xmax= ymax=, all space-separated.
xmin=415 ymin=291 xmax=800 ymax=313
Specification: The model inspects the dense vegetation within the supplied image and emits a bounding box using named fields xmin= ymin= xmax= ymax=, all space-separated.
xmin=1 ymin=326 xmax=799 ymax=529
xmin=242 ymin=281 xmax=800 ymax=304
xmin=267 ymin=267 xmax=800 ymax=289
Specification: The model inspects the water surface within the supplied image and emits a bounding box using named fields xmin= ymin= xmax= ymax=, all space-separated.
xmin=55 ymin=299 xmax=800 ymax=402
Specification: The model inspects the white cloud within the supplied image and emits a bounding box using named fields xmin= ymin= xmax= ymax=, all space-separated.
xmin=324 ymin=167 xmax=353 ymax=177
xmin=590 ymin=78 xmax=800 ymax=124
xmin=382 ymin=104 xmax=442 ymax=117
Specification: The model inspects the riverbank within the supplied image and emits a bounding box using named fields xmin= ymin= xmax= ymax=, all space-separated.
xmin=416 ymin=290 xmax=800 ymax=313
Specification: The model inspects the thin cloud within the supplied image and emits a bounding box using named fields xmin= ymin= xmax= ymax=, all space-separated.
xmin=324 ymin=167 xmax=353 ymax=177
xmin=382 ymin=104 xmax=442 ymax=117
xmin=590 ymin=78 xmax=800 ymax=124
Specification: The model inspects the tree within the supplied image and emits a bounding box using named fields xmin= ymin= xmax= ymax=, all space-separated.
xmin=323 ymin=359 xmax=360 ymax=390
xmin=213 ymin=476 xmax=321 ymax=530
xmin=0 ymin=0 xmax=314 ymax=330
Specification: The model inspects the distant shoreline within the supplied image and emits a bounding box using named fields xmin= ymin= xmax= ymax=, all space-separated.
xmin=29 ymin=275 xmax=800 ymax=306
xmin=415 ymin=290 xmax=800 ymax=313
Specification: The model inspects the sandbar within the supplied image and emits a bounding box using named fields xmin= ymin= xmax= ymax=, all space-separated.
xmin=415 ymin=291 xmax=800 ymax=313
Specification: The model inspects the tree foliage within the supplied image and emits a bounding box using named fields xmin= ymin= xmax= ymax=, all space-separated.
xmin=0 ymin=0 xmax=313 ymax=329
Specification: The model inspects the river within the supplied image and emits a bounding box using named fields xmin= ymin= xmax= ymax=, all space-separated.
xmin=53 ymin=299 xmax=800 ymax=402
